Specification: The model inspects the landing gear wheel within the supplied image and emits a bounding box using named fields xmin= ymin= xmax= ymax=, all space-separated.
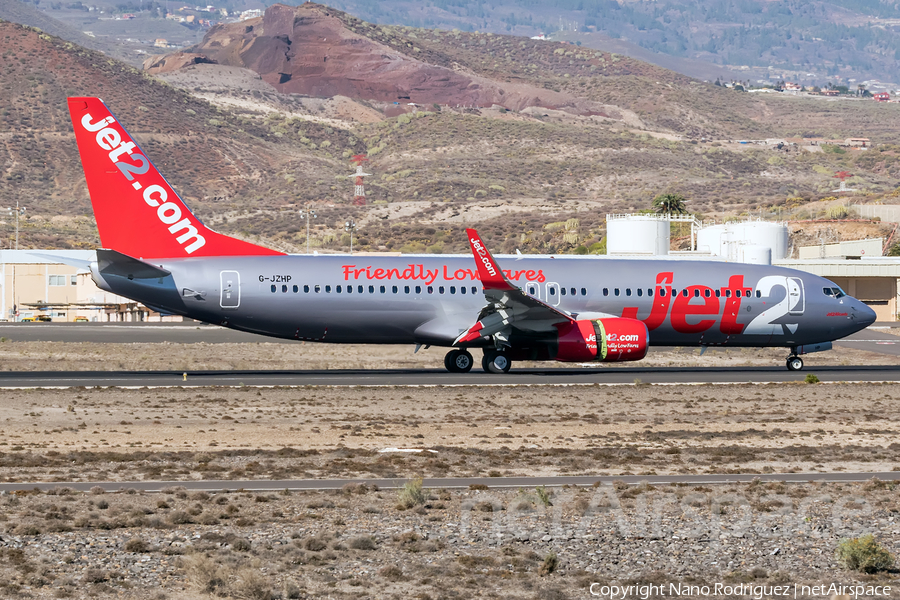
xmin=786 ymin=356 xmax=804 ymax=371
xmin=482 ymin=350 xmax=512 ymax=374
xmin=444 ymin=350 xmax=474 ymax=373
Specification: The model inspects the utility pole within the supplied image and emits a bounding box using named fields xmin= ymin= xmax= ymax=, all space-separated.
xmin=3 ymin=200 xmax=26 ymax=250
xmin=345 ymin=220 xmax=357 ymax=255
xmin=299 ymin=204 xmax=316 ymax=254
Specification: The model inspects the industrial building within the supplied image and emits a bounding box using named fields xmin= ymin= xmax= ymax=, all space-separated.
xmin=0 ymin=250 xmax=178 ymax=322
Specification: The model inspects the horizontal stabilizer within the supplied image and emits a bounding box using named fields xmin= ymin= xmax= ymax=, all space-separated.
xmin=27 ymin=252 xmax=93 ymax=271
xmin=96 ymin=249 xmax=171 ymax=279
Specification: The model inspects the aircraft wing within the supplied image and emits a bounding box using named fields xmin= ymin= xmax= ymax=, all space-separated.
xmin=455 ymin=229 xmax=574 ymax=345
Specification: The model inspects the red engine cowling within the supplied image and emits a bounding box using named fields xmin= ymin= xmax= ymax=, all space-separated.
xmin=554 ymin=317 xmax=649 ymax=362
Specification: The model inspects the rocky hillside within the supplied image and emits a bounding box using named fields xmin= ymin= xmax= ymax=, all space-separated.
xmin=2 ymin=11 xmax=900 ymax=255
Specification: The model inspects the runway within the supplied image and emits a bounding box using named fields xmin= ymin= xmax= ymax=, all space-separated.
xmin=1 ymin=322 xmax=898 ymax=354
xmin=2 ymin=364 xmax=900 ymax=387
xmin=1 ymin=471 xmax=897 ymax=494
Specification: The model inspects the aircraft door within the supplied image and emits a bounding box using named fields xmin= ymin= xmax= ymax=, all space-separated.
xmin=525 ymin=281 xmax=541 ymax=300
xmin=545 ymin=282 xmax=561 ymax=306
xmin=787 ymin=277 xmax=804 ymax=315
xmin=220 ymin=270 xmax=240 ymax=309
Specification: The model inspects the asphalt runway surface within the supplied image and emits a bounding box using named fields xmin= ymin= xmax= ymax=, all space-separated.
xmin=0 ymin=323 xmax=896 ymax=387
xmin=1 ymin=472 xmax=897 ymax=494
xmin=2 ymin=364 xmax=900 ymax=387
xmin=1 ymin=322 xmax=899 ymax=353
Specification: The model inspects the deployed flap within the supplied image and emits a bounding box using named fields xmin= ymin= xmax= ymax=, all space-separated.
xmin=96 ymin=248 xmax=171 ymax=279
xmin=456 ymin=229 xmax=573 ymax=345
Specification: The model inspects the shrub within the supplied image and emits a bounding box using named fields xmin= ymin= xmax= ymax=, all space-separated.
xmin=836 ymin=535 xmax=894 ymax=573
xmin=124 ymin=537 xmax=148 ymax=553
xmin=379 ymin=565 xmax=403 ymax=581
xmin=348 ymin=535 xmax=377 ymax=550
xmin=540 ymin=552 xmax=559 ymax=576
xmin=535 ymin=486 xmax=553 ymax=507
xmin=397 ymin=477 xmax=426 ymax=509
xmin=805 ymin=374 xmax=820 ymax=384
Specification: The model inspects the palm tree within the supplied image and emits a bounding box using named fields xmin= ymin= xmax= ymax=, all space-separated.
xmin=652 ymin=193 xmax=688 ymax=215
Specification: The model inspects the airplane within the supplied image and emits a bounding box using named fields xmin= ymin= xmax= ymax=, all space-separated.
xmin=65 ymin=97 xmax=876 ymax=373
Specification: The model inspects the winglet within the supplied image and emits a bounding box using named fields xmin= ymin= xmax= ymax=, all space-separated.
xmin=466 ymin=228 xmax=515 ymax=291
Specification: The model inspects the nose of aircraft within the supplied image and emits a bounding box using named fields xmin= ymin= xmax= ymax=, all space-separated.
xmin=855 ymin=301 xmax=877 ymax=328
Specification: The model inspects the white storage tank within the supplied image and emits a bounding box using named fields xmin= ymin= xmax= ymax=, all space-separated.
xmin=740 ymin=245 xmax=772 ymax=265
xmin=696 ymin=220 xmax=788 ymax=263
xmin=607 ymin=215 xmax=670 ymax=255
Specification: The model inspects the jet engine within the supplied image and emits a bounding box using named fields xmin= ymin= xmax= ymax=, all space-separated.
xmin=554 ymin=317 xmax=649 ymax=362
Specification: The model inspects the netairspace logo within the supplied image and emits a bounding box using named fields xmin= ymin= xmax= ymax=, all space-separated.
xmin=588 ymin=583 xmax=891 ymax=599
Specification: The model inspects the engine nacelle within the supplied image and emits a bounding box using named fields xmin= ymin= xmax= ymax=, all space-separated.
xmin=554 ymin=317 xmax=649 ymax=363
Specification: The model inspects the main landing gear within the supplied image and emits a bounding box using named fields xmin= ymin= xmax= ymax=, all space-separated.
xmin=444 ymin=349 xmax=474 ymax=373
xmin=786 ymin=355 xmax=804 ymax=371
xmin=443 ymin=349 xmax=512 ymax=373
xmin=481 ymin=349 xmax=511 ymax=374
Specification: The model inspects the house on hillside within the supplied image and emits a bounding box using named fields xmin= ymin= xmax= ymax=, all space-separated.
xmin=846 ymin=138 xmax=871 ymax=147
xmin=874 ymin=92 xmax=890 ymax=102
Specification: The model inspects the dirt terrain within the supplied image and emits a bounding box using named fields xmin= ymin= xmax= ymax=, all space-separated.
xmin=1 ymin=342 xmax=900 ymax=597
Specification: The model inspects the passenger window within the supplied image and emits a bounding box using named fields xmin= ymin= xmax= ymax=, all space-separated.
xmin=404 ymin=286 xmax=410 ymax=294
xmin=693 ymin=289 xmax=699 ymax=298
xmin=282 ymin=284 xmax=287 ymax=293
xmin=368 ymin=285 xmax=374 ymax=293
xmin=755 ymin=290 xmax=761 ymax=298
xmin=648 ymin=289 xmax=653 ymax=297
xmin=704 ymin=289 xmax=710 ymax=298
xmin=325 ymin=285 xmax=331 ymax=293
xmin=725 ymin=289 xmax=731 ymax=298
xmin=347 ymin=285 xmax=353 ymax=294
xmin=614 ymin=288 xmax=620 ymax=296
xmin=392 ymin=285 xmax=398 ymax=293
xmin=461 ymin=286 xmax=466 ymax=294
xmin=336 ymin=285 xmax=342 ymax=293
xmin=603 ymin=288 xmax=609 ymax=296
xmin=472 ymin=287 xmax=478 ymax=294
xmin=304 ymin=285 xmax=310 ymax=293
xmin=427 ymin=286 xmax=433 ymax=294
xmin=358 ymin=285 xmax=363 ymax=293
xmin=715 ymin=289 xmax=720 ymax=298
xmin=439 ymin=286 xmax=445 ymax=294
xmin=746 ymin=290 xmax=752 ymax=298
xmin=659 ymin=289 xmax=666 ymax=298
xmin=625 ymin=289 xmax=631 ymax=297
xmin=581 ymin=288 xmax=586 ymax=296
xmin=561 ymin=288 xmax=567 ymax=296
xmin=416 ymin=286 xmax=422 ymax=294
xmin=450 ymin=286 xmax=456 ymax=294
xmin=314 ymin=285 xmax=321 ymax=293
xmin=549 ymin=287 xmax=556 ymax=296
xmin=682 ymin=289 xmax=688 ymax=297
xmin=637 ymin=288 xmax=642 ymax=297
xmin=271 ymin=284 xmax=276 ymax=293
xmin=380 ymin=285 xmax=386 ymax=293
xmin=292 ymin=285 xmax=298 ymax=293
xmin=571 ymin=288 xmax=577 ymax=296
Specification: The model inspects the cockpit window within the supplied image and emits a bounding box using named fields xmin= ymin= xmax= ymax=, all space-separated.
xmin=823 ymin=287 xmax=834 ymax=297
xmin=824 ymin=287 xmax=846 ymax=298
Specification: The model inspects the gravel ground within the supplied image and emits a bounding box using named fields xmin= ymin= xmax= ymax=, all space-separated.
xmin=0 ymin=343 xmax=899 ymax=598
xmin=1 ymin=480 xmax=899 ymax=599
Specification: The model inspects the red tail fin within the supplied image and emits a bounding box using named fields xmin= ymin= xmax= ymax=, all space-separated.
xmin=67 ymin=97 xmax=283 ymax=259
xmin=465 ymin=228 xmax=516 ymax=291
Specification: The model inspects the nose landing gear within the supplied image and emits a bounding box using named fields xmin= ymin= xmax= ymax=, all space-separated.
xmin=786 ymin=355 xmax=803 ymax=371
